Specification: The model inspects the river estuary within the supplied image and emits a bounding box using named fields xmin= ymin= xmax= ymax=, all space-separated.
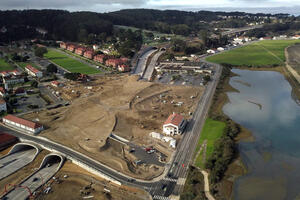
xmin=223 ymin=69 xmax=300 ymax=200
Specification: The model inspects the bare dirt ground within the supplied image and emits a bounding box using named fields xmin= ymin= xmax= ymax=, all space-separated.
xmin=287 ymin=44 xmax=300 ymax=74
xmin=0 ymin=149 xmax=50 ymax=195
xmin=34 ymin=160 xmax=149 ymax=200
xmin=23 ymin=74 xmax=203 ymax=179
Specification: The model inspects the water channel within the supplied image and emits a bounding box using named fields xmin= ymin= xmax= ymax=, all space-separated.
xmin=223 ymin=69 xmax=300 ymax=200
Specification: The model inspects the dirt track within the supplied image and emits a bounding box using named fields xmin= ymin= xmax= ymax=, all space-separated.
xmin=286 ymin=45 xmax=300 ymax=77
xmin=23 ymin=74 xmax=203 ymax=179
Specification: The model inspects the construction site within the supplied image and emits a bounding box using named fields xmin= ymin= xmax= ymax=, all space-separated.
xmin=22 ymin=74 xmax=204 ymax=179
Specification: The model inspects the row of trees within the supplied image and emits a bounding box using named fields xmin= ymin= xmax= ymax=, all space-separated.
xmin=0 ymin=9 xmax=283 ymax=43
xmin=205 ymin=66 xmax=241 ymax=189
xmin=246 ymin=21 xmax=300 ymax=38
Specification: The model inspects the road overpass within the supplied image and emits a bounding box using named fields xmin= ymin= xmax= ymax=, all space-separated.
xmin=0 ymin=143 xmax=39 ymax=180
xmin=221 ymin=25 xmax=263 ymax=36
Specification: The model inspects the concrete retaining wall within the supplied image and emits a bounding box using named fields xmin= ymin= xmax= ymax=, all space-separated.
xmin=20 ymin=138 xmax=122 ymax=186
xmin=39 ymin=153 xmax=65 ymax=170
xmin=70 ymin=158 xmax=122 ymax=186
xmin=8 ymin=142 xmax=40 ymax=158
xmin=110 ymin=133 xmax=129 ymax=143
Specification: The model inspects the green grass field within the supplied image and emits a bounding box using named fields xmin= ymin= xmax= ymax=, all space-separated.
xmin=44 ymin=49 xmax=100 ymax=74
xmin=206 ymin=40 xmax=300 ymax=67
xmin=0 ymin=58 xmax=15 ymax=71
xmin=195 ymin=118 xmax=226 ymax=168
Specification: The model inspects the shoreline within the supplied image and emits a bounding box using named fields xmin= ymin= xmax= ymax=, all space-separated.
xmin=214 ymin=63 xmax=300 ymax=199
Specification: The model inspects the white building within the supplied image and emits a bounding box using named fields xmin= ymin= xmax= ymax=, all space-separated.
xmin=206 ymin=49 xmax=216 ymax=54
xmin=149 ymin=132 xmax=163 ymax=140
xmin=0 ymin=87 xmax=6 ymax=97
xmin=0 ymin=98 xmax=7 ymax=112
xmin=169 ymin=139 xmax=176 ymax=148
xmin=3 ymin=114 xmax=44 ymax=135
xmin=217 ymin=47 xmax=225 ymax=51
xmin=25 ymin=65 xmax=43 ymax=78
xmin=163 ymin=113 xmax=187 ymax=136
xmin=292 ymin=35 xmax=300 ymax=40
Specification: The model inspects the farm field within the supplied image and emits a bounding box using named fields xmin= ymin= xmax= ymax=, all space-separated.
xmin=207 ymin=40 xmax=300 ymax=67
xmin=44 ymin=49 xmax=100 ymax=74
xmin=0 ymin=58 xmax=15 ymax=71
xmin=195 ymin=118 xmax=226 ymax=168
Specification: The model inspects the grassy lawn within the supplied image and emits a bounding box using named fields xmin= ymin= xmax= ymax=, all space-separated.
xmin=44 ymin=49 xmax=100 ymax=74
xmin=206 ymin=40 xmax=300 ymax=67
xmin=0 ymin=58 xmax=15 ymax=71
xmin=195 ymin=118 xmax=226 ymax=168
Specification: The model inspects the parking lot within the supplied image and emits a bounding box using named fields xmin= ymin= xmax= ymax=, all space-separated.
xmin=156 ymin=72 xmax=205 ymax=86
xmin=15 ymin=94 xmax=47 ymax=113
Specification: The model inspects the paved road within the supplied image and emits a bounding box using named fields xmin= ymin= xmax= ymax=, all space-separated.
xmin=150 ymin=64 xmax=222 ymax=199
xmin=134 ymin=49 xmax=157 ymax=76
xmin=142 ymin=50 xmax=165 ymax=81
xmin=221 ymin=25 xmax=263 ymax=36
xmin=3 ymin=161 xmax=60 ymax=200
xmin=0 ymin=148 xmax=37 ymax=181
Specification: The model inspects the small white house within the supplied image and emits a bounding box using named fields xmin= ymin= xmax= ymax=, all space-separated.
xmin=206 ymin=49 xmax=216 ymax=54
xmin=149 ymin=132 xmax=163 ymax=140
xmin=162 ymin=136 xmax=173 ymax=143
xmin=217 ymin=47 xmax=225 ymax=51
xmin=292 ymin=35 xmax=300 ymax=40
xmin=163 ymin=113 xmax=187 ymax=136
xmin=25 ymin=65 xmax=43 ymax=78
xmin=170 ymin=139 xmax=176 ymax=148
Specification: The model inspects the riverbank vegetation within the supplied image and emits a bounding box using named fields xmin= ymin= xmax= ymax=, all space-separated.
xmin=180 ymin=166 xmax=207 ymax=200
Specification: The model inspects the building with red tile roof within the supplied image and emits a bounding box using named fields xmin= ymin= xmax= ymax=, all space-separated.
xmin=51 ymin=81 xmax=62 ymax=87
xmin=118 ymin=64 xmax=130 ymax=72
xmin=105 ymin=58 xmax=126 ymax=68
xmin=60 ymin=42 xmax=67 ymax=49
xmin=0 ymin=87 xmax=6 ymax=97
xmin=83 ymin=50 xmax=95 ymax=59
xmin=25 ymin=65 xmax=43 ymax=78
xmin=75 ymin=47 xmax=86 ymax=56
xmin=3 ymin=114 xmax=44 ymax=134
xmin=67 ymin=44 xmax=76 ymax=52
xmin=93 ymin=54 xmax=106 ymax=64
xmin=163 ymin=113 xmax=186 ymax=135
xmin=0 ymin=133 xmax=17 ymax=150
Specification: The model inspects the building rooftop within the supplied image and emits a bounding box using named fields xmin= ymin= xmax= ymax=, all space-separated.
xmin=26 ymin=65 xmax=40 ymax=74
xmin=3 ymin=114 xmax=42 ymax=129
xmin=164 ymin=113 xmax=184 ymax=127
xmin=0 ymin=133 xmax=16 ymax=144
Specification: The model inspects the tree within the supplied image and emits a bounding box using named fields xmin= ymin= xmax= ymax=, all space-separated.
xmin=31 ymin=80 xmax=39 ymax=88
xmin=46 ymin=64 xmax=57 ymax=74
xmin=34 ymin=47 xmax=48 ymax=58
xmin=171 ymin=39 xmax=187 ymax=52
xmin=203 ymin=75 xmax=211 ymax=82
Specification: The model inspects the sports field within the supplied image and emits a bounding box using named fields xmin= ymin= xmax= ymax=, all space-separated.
xmin=195 ymin=118 xmax=226 ymax=168
xmin=44 ymin=49 xmax=100 ymax=74
xmin=206 ymin=40 xmax=300 ymax=66
xmin=0 ymin=58 xmax=15 ymax=71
